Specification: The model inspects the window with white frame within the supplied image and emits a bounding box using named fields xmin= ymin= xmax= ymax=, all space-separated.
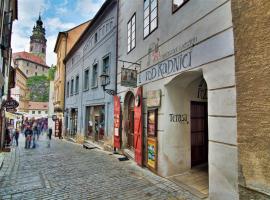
xmin=75 ymin=75 xmax=79 ymax=94
xmin=71 ymin=79 xmax=74 ymax=95
xmin=172 ymin=0 xmax=189 ymax=12
xmin=103 ymin=55 xmax=110 ymax=75
xmin=127 ymin=14 xmax=136 ymax=52
xmin=67 ymin=81 xmax=70 ymax=97
xmin=84 ymin=69 xmax=89 ymax=90
xmin=143 ymin=0 xmax=158 ymax=38
xmin=92 ymin=63 xmax=98 ymax=88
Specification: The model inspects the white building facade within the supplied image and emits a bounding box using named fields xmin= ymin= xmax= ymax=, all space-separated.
xmin=64 ymin=0 xmax=117 ymax=147
xmin=116 ymin=0 xmax=237 ymax=199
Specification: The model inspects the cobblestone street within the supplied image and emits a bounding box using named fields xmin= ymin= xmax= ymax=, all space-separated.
xmin=0 ymin=135 xmax=199 ymax=200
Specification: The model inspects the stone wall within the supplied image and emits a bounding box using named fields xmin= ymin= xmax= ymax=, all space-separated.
xmin=231 ymin=0 xmax=270 ymax=198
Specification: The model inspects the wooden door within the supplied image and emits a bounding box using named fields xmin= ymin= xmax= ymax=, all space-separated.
xmin=191 ymin=101 xmax=208 ymax=167
xmin=127 ymin=109 xmax=134 ymax=148
xmin=134 ymin=87 xmax=143 ymax=166
xmin=114 ymin=96 xmax=121 ymax=149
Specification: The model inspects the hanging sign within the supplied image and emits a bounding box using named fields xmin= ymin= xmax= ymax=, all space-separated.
xmin=121 ymin=68 xmax=137 ymax=88
xmin=6 ymin=108 xmax=17 ymax=113
xmin=114 ymin=96 xmax=121 ymax=149
xmin=147 ymin=90 xmax=161 ymax=107
xmin=2 ymin=99 xmax=19 ymax=109
xmin=147 ymin=137 xmax=157 ymax=170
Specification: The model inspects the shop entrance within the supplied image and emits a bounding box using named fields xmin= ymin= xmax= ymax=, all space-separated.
xmin=127 ymin=95 xmax=135 ymax=149
xmin=190 ymin=101 xmax=208 ymax=167
xmin=70 ymin=108 xmax=78 ymax=138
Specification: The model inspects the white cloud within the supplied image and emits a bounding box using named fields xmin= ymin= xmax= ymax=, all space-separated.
xmin=75 ymin=0 xmax=105 ymax=17
xmin=45 ymin=18 xmax=76 ymax=32
xmin=46 ymin=35 xmax=57 ymax=67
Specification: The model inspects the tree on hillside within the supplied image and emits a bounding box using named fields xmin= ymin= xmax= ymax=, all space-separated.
xmin=48 ymin=64 xmax=56 ymax=81
xmin=27 ymin=75 xmax=49 ymax=102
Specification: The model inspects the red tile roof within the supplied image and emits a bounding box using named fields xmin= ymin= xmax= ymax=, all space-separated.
xmin=13 ymin=51 xmax=49 ymax=67
xmin=28 ymin=101 xmax=48 ymax=110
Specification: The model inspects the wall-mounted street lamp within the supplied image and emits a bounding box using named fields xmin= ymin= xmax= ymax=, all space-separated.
xmin=100 ymin=72 xmax=116 ymax=96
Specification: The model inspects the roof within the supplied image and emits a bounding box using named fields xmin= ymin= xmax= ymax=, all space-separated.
xmin=54 ymin=19 xmax=91 ymax=53
xmin=64 ymin=0 xmax=116 ymax=63
xmin=13 ymin=51 xmax=49 ymax=68
xmin=28 ymin=102 xmax=48 ymax=110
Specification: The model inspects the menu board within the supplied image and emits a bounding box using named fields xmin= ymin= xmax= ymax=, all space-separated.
xmin=147 ymin=109 xmax=158 ymax=137
xmin=147 ymin=137 xmax=157 ymax=170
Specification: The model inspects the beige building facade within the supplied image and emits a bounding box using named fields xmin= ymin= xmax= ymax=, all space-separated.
xmin=11 ymin=67 xmax=29 ymax=113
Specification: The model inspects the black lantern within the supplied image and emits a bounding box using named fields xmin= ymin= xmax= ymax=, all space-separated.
xmin=99 ymin=73 xmax=116 ymax=96
xmin=100 ymin=72 xmax=109 ymax=91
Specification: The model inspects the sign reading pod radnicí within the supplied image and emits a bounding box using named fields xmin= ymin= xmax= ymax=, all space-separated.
xmin=2 ymin=99 xmax=19 ymax=109
xmin=121 ymin=68 xmax=137 ymax=88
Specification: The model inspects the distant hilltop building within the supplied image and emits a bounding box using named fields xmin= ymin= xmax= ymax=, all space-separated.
xmin=13 ymin=15 xmax=49 ymax=78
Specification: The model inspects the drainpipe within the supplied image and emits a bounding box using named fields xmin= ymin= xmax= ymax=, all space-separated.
xmin=113 ymin=0 xmax=119 ymax=152
xmin=63 ymin=32 xmax=68 ymax=135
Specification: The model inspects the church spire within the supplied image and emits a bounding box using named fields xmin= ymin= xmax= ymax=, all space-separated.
xmin=29 ymin=15 xmax=47 ymax=63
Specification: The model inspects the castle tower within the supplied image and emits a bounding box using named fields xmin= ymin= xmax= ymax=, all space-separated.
xmin=29 ymin=15 xmax=47 ymax=62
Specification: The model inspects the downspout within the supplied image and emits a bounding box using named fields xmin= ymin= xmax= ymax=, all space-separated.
xmin=115 ymin=0 xmax=119 ymax=96
xmin=113 ymin=0 xmax=119 ymax=152
xmin=63 ymin=32 xmax=68 ymax=135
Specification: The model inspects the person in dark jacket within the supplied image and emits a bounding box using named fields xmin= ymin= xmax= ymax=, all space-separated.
xmin=47 ymin=127 xmax=52 ymax=148
xmin=24 ymin=126 xmax=33 ymax=149
xmin=14 ymin=129 xmax=19 ymax=146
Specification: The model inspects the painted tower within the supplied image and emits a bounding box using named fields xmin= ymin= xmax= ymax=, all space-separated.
xmin=29 ymin=15 xmax=47 ymax=62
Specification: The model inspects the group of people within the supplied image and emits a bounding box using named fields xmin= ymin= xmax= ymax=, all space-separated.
xmin=4 ymin=117 xmax=53 ymax=149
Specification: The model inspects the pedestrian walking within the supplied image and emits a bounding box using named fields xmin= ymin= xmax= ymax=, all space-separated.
xmin=14 ymin=129 xmax=19 ymax=146
xmin=47 ymin=127 xmax=52 ymax=148
xmin=24 ymin=126 xmax=33 ymax=149
xmin=32 ymin=126 xmax=38 ymax=148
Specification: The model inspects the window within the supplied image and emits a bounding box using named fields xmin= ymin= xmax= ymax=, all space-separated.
xmin=71 ymin=79 xmax=74 ymax=95
xmin=36 ymin=65 xmax=38 ymax=69
xmin=27 ymin=62 xmax=29 ymax=66
xmin=84 ymin=69 xmax=89 ymax=90
xmin=75 ymin=75 xmax=79 ymax=94
xmin=30 ymin=46 xmax=33 ymax=51
xmin=94 ymin=32 xmax=98 ymax=43
xmin=92 ymin=63 xmax=98 ymax=88
xmin=26 ymin=70 xmax=28 ymax=74
xmin=45 ymin=111 xmax=48 ymax=114
xmin=103 ymin=56 xmax=110 ymax=75
xmin=35 ymin=72 xmax=37 ymax=76
xmin=172 ymin=0 xmax=189 ymax=12
xmin=32 ymin=111 xmax=35 ymax=114
xmin=42 ymin=47 xmax=45 ymax=53
xmin=143 ymin=0 xmax=158 ymax=38
xmin=38 ymin=111 xmax=41 ymax=114
xmin=67 ymin=81 xmax=70 ymax=97
xmin=127 ymin=14 xmax=136 ymax=52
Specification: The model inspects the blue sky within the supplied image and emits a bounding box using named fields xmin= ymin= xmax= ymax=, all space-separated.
xmin=12 ymin=0 xmax=105 ymax=66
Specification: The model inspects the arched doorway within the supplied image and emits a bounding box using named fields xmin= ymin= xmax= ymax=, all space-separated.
xmin=163 ymin=71 xmax=209 ymax=198
xmin=123 ymin=91 xmax=135 ymax=150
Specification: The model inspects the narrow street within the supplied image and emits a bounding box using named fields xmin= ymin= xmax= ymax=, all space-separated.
xmin=0 ymin=135 xmax=199 ymax=200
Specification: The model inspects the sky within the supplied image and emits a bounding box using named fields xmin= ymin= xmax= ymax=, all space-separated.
xmin=12 ymin=0 xmax=105 ymax=67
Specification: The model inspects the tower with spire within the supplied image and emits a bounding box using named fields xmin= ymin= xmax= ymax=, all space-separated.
xmin=29 ymin=15 xmax=47 ymax=62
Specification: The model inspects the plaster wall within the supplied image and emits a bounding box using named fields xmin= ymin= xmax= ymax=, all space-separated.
xmin=118 ymin=0 xmax=238 ymax=199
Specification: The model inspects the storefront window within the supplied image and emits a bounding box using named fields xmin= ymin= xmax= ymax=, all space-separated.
xmin=85 ymin=105 xmax=105 ymax=141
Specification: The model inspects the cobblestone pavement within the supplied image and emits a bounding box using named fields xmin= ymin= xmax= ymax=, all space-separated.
xmin=0 ymin=134 xmax=200 ymax=200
